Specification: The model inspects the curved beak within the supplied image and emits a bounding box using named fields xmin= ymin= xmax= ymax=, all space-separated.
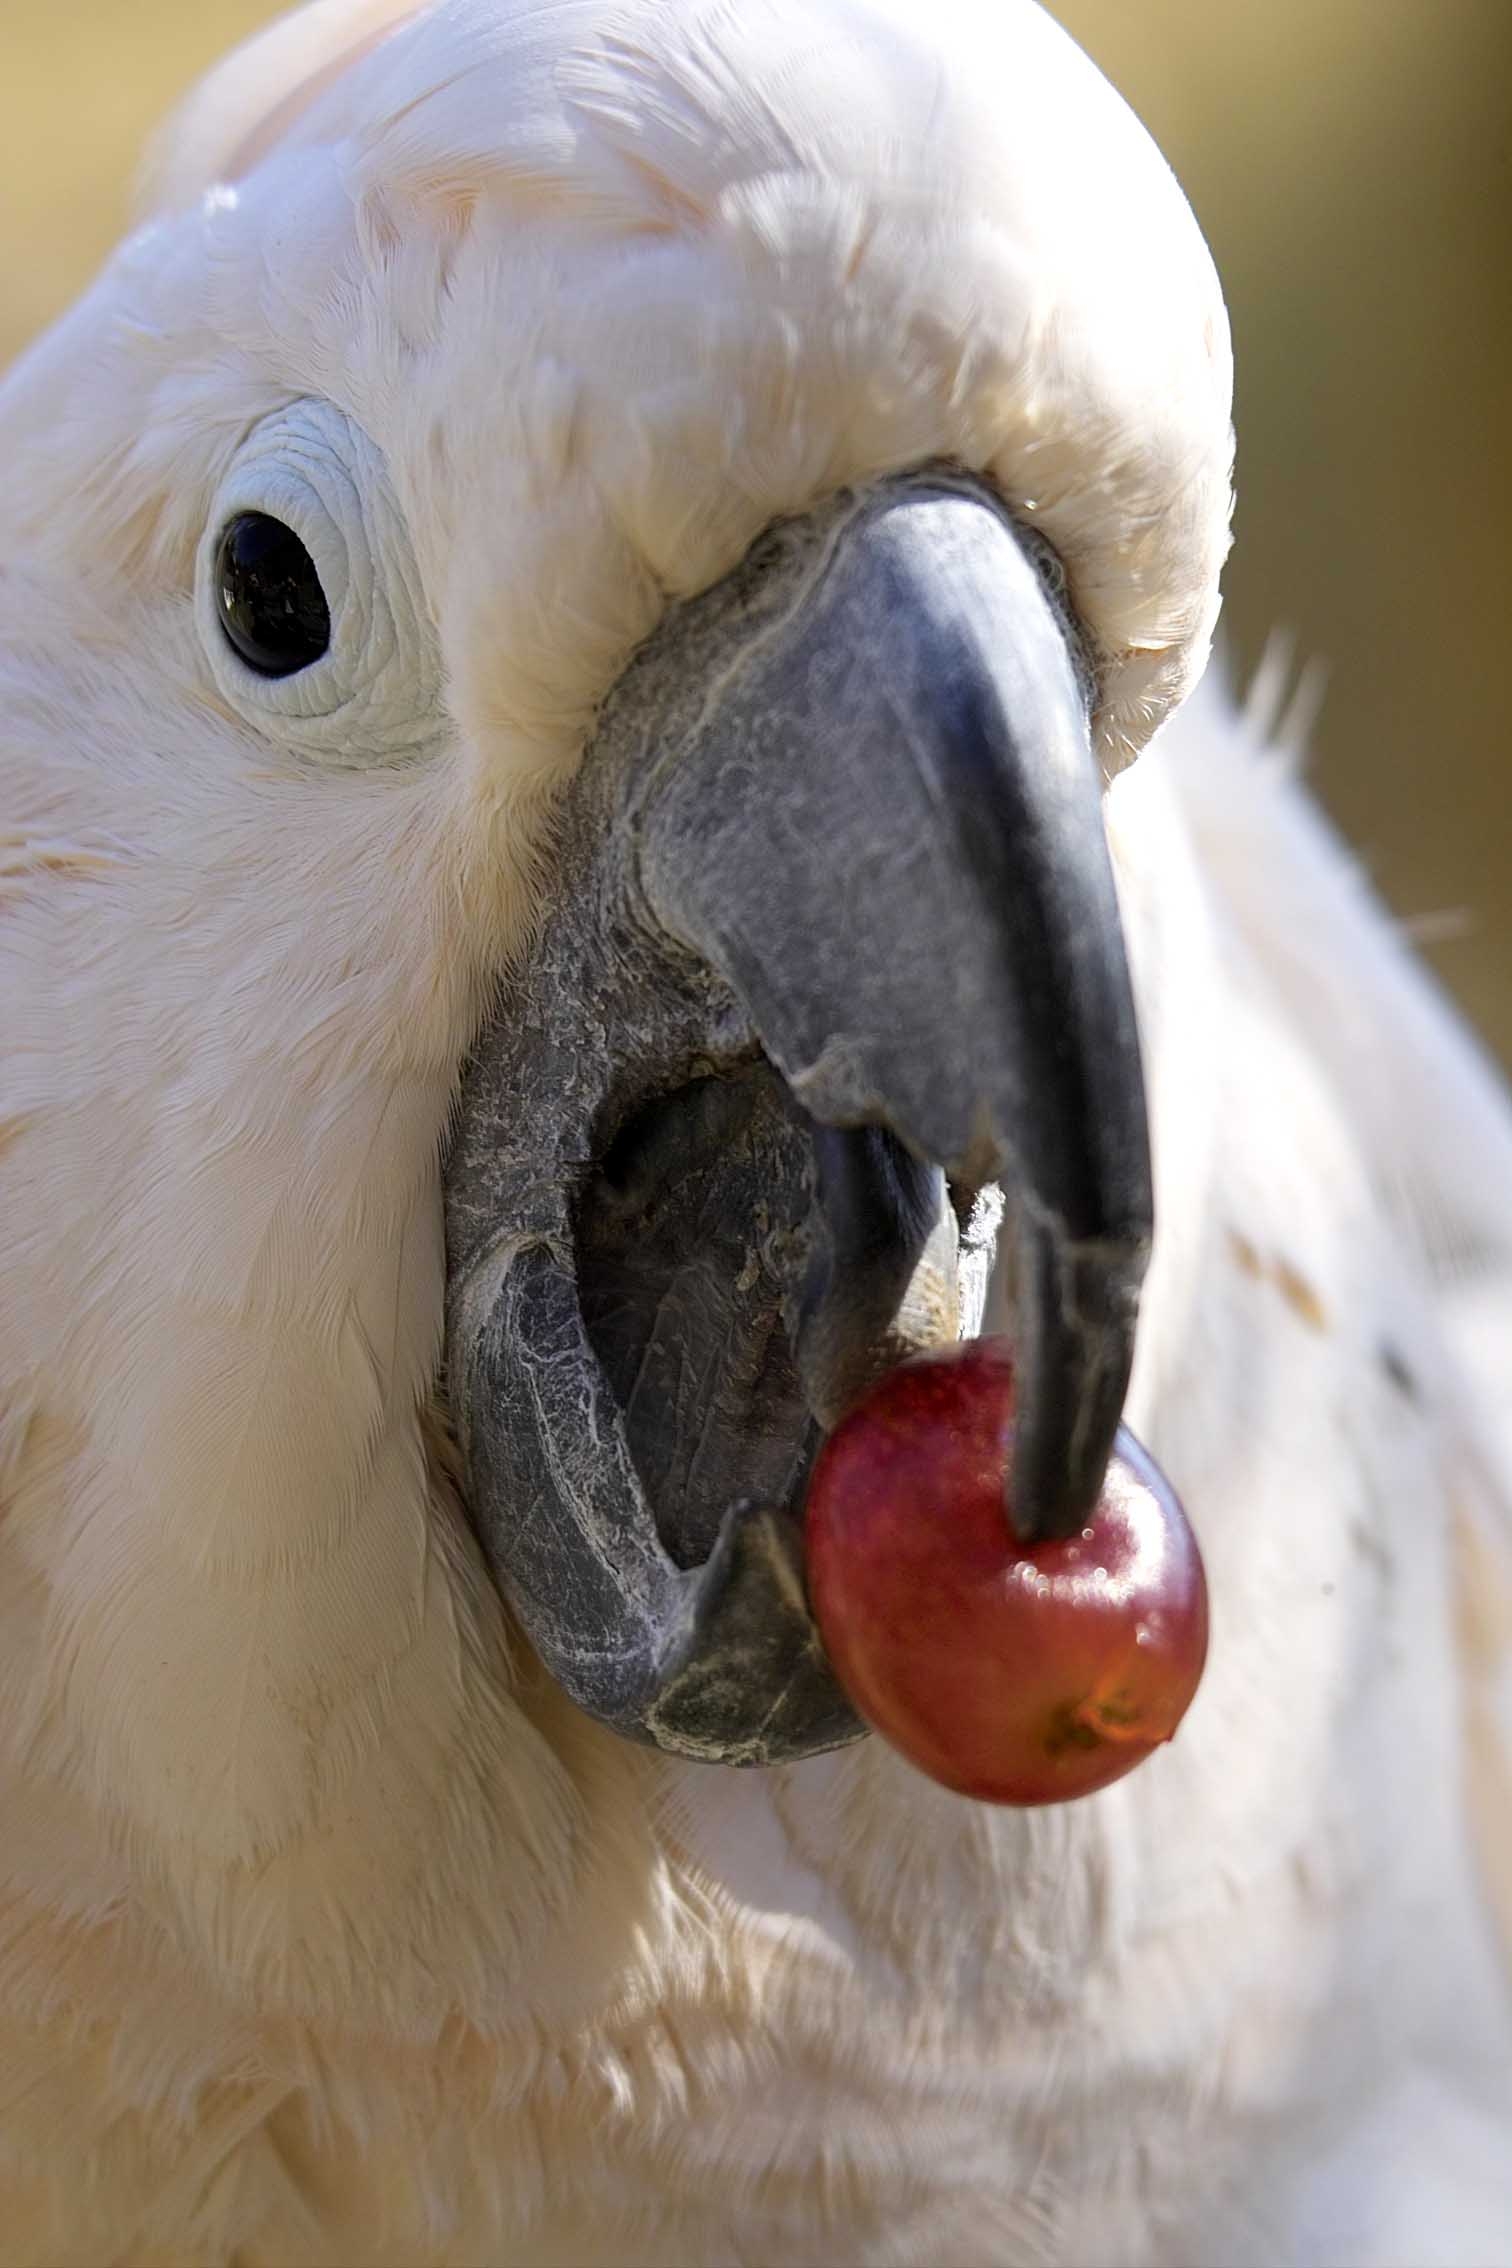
xmin=445 ymin=472 xmax=1152 ymax=1764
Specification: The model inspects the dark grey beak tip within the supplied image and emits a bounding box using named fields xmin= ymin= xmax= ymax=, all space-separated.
xmin=1001 ymin=1222 xmax=1150 ymax=1544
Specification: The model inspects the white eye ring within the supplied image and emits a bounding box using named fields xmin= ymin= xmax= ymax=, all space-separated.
xmin=196 ymin=399 xmax=442 ymax=768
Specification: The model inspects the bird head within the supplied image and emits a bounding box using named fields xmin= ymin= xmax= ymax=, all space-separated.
xmin=0 ymin=0 xmax=1231 ymax=1823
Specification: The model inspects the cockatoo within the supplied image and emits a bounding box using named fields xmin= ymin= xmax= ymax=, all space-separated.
xmin=1 ymin=0 xmax=1509 ymax=2260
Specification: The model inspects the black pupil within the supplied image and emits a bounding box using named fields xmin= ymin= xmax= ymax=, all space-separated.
xmin=216 ymin=512 xmax=332 ymax=677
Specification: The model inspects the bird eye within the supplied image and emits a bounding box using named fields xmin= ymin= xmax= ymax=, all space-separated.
xmin=215 ymin=511 xmax=332 ymax=678
xmin=199 ymin=403 xmax=440 ymax=765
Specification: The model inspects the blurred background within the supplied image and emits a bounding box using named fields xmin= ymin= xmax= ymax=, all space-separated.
xmin=3 ymin=0 xmax=1509 ymax=1064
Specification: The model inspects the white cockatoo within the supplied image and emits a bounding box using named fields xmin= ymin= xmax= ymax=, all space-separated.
xmin=1 ymin=0 xmax=1509 ymax=2261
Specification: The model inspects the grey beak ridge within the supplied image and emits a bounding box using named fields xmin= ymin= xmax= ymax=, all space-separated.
xmin=445 ymin=471 xmax=1153 ymax=1766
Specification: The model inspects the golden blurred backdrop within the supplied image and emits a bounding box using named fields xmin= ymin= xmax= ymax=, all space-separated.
xmin=3 ymin=0 xmax=1509 ymax=1064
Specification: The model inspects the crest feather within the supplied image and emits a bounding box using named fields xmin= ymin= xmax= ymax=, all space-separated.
xmin=140 ymin=0 xmax=429 ymax=215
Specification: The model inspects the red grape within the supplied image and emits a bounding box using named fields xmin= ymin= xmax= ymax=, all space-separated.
xmin=805 ymin=1339 xmax=1208 ymax=1804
